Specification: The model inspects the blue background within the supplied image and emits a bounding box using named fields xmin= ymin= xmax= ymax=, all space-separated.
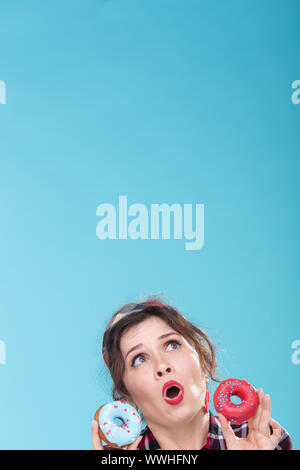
xmin=0 ymin=0 xmax=299 ymax=449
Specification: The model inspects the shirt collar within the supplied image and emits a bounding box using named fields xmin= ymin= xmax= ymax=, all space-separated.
xmin=138 ymin=411 xmax=220 ymax=450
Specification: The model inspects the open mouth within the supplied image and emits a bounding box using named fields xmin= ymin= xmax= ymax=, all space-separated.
xmin=162 ymin=380 xmax=184 ymax=405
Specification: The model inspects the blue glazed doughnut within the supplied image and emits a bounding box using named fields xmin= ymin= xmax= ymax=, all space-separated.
xmin=95 ymin=400 xmax=143 ymax=448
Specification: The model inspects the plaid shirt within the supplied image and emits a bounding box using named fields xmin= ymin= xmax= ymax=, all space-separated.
xmin=136 ymin=412 xmax=294 ymax=450
xmin=103 ymin=412 xmax=293 ymax=450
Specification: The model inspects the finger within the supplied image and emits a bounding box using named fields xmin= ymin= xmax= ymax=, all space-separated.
xmin=92 ymin=420 xmax=104 ymax=450
xmin=258 ymin=394 xmax=271 ymax=435
xmin=127 ymin=435 xmax=143 ymax=450
xmin=269 ymin=418 xmax=282 ymax=448
xmin=248 ymin=389 xmax=263 ymax=430
xmin=218 ymin=414 xmax=238 ymax=449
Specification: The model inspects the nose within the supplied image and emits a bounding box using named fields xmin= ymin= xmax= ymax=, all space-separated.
xmin=156 ymin=365 xmax=172 ymax=377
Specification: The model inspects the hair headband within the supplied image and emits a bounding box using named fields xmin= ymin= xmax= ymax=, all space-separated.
xmin=102 ymin=301 xmax=169 ymax=368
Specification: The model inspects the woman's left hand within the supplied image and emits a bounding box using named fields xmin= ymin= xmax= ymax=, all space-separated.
xmin=218 ymin=389 xmax=282 ymax=450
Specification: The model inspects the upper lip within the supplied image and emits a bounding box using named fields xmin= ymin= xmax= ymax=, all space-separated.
xmin=162 ymin=380 xmax=184 ymax=398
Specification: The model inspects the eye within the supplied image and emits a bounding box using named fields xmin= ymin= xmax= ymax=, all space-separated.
xmin=166 ymin=340 xmax=181 ymax=351
xmin=130 ymin=339 xmax=181 ymax=368
xmin=130 ymin=353 xmax=146 ymax=367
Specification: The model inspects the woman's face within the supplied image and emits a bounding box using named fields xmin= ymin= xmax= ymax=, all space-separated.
xmin=120 ymin=316 xmax=208 ymax=426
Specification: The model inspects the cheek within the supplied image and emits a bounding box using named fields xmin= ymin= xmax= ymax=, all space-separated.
xmin=184 ymin=351 xmax=206 ymax=391
xmin=183 ymin=349 xmax=204 ymax=374
xmin=123 ymin=370 xmax=154 ymax=406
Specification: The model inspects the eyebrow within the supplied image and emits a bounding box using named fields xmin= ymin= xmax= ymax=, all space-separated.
xmin=124 ymin=332 xmax=181 ymax=362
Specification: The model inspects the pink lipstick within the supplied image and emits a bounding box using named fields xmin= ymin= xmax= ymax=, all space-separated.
xmin=162 ymin=380 xmax=184 ymax=405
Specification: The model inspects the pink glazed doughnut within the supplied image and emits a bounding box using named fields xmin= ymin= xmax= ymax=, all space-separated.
xmin=213 ymin=378 xmax=259 ymax=425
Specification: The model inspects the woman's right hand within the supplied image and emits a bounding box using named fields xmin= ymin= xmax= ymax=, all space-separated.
xmin=91 ymin=420 xmax=143 ymax=450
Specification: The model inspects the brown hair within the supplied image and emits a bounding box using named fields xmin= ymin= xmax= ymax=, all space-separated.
xmin=102 ymin=295 xmax=221 ymax=404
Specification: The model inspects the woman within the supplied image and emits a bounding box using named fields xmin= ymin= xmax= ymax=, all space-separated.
xmin=92 ymin=297 xmax=293 ymax=450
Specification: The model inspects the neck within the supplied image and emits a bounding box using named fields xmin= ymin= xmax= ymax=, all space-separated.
xmin=147 ymin=409 xmax=210 ymax=450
